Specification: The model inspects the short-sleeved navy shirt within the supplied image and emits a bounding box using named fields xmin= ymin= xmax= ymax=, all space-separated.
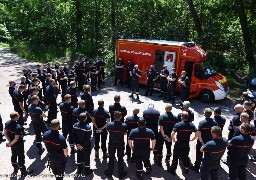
xmin=43 ymin=130 xmax=67 ymax=156
xmin=59 ymin=103 xmax=74 ymax=127
xmin=12 ymin=90 xmax=23 ymax=110
xmin=28 ymin=104 xmax=44 ymax=122
xmin=214 ymin=115 xmax=226 ymax=130
xmin=73 ymin=122 xmax=92 ymax=149
xmin=116 ymin=60 xmax=124 ymax=72
xmin=72 ymin=107 xmax=90 ymax=124
xmin=173 ymin=121 xmax=197 ymax=142
xmin=177 ymin=109 xmax=194 ymax=122
xmin=228 ymin=113 xmax=241 ymax=131
xmin=5 ymin=120 xmax=23 ymax=143
xmin=129 ymin=127 xmax=155 ymax=150
xmin=168 ymin=73 xmax=178 ymax=86
xmin=159 ymin=112 xmax=178 ymax=135
xmin=125 ymin=114 xmax=139 ymax=133
xmin=198 ymin=118 xmax=217 ymax=143
xmin=109 ymin=103 xmax=127 ymax=122
xmin=245 ymin=110 xmax=254 ymax=121
xmin=230 ymin=134 xmax=254 ymax=162
xmin=107 ymin=121 xmax=127 ymax=143
xmin=80 ymin=92 xmax=94 ymax=114
xmin=160 ymin=69 xmax=169 ymax=81
xmin=234 ymin=124 xmax=256 ymax=137
xmin=91 ymin=107 xmax=110 ymax=129
xmin=202 ymin=138 xmax=227 ymax=168
xmin=143 ymin=108 xmax=160 ymax=134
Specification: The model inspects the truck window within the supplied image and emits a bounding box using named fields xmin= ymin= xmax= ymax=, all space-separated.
xmin=184 ymin=61 xmax=194 ymax=79
xmin=194 ymin=64 xmax=204 ymax=79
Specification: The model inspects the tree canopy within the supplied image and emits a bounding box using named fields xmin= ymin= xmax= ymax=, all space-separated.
xmin=0 ymin=0 xmax=255 ymax=74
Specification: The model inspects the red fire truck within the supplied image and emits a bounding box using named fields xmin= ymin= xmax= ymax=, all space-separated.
xmin=116 ymin=39 xmax=229 ymax=102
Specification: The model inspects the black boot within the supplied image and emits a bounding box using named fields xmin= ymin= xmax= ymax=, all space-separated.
xmin=76 ymin=164 xmax=83 ymax=175
xmin=20 ymin=167 xmax=33 ymax=177
xmin=38 ymin=147 xmax=45 ymax=155
xmin=129 ymin=93 xmax=133 ymax=98
xmin=13 ymin=166 xmax=19 ymax=174
xmin=145 ymin=166 xmax=152 ymax=175
xmin=84 ymin=167 xmax=93 ymax=176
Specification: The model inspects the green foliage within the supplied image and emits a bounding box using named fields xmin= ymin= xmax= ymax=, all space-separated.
xmin=0 ymin=0 xmax=255 ymax=76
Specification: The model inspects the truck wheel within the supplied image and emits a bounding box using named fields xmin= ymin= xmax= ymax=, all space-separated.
xmin=199 ymin=90 xmax=214 ymax=103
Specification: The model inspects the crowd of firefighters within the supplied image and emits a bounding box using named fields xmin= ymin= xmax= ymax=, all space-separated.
xmin=0 ymin=56 xmax=255 ymax=180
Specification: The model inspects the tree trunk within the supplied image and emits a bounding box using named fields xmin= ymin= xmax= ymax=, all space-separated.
xmin=235 ymin=0 xmax=255 ymax=73
xmin=75 ymin=0 xmax=82 ymax=51
xmin=110 ymin=0 xmax=116 ymax=64
xmin=186 ymin=0 xmax=203 ymax=38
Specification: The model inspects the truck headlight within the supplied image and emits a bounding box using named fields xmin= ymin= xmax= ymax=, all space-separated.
xmin=215 ymin=81 xmax=224 ymax=91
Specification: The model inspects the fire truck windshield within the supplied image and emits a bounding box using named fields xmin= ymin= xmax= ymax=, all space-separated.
xmin=201 ymin=61 xmax=217 ymax=77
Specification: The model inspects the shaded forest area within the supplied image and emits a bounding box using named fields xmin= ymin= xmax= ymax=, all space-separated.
xmin=0 ymin=0 xmax=255 ymax=79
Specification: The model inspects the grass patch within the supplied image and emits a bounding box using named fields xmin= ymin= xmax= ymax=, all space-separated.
xmin=0 ymin=42 xmax=10 ymax=48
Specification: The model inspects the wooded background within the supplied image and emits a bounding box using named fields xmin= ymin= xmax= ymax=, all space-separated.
xmin=0 ymin=0 xmax=255 ymax=76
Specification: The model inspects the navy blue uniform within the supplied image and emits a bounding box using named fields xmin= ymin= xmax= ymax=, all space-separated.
xmin=59 ymin=102 xmax=75 ymax=149
xmin=12 ymin=90 xmax=24 ymax=126
xmin=90 ymin=64 xmax=98 ymax=91
xmin=145 ymin=68 xmax=157 ymax=96
xmin=143 ymin=108 xmax=160 ymax=156
xmin=131 ymin=68 xmax=142 ymax=95
xmin=72 ymin=107 xmax=90 ymax=124
xmin=169 ymin=121 xmax=197 ymax=171
xmin=234 ymin=124 xmax=256 ymax=137
xmin=200 ymin=138 xmax=227 ymax=180
xmin=126 ymin=62 xmax=134 ymax=89
xmin=0 ymin=115 xmax=4 ymax=141
xmin=66 ymin=87 xmax=78 ymax=108
xmin=177 ymin=109 xmax=194 ymax=122
xmin=179 ymin=76 xmax=190 ymax=102
xmin=91 ymin=107 xmax=110 ymax=153
xmin=245 ymin=109 xmax=254 ymax=121
xmin=114 ymin=60 xmax=124 ymax=86
xmin=57 ymin=70 xmax=68 ymax=100
xmin=229 ymin=134 xmax=254 ymax=180
xmin=129 ymin=127 xmax=155 ymax=174
xmin=157 ymin=112 xmax=178 ymax=161
xmin=194 ymin=118 xmax=217 ymax=169
xmin=125 ymin=114 xmax=139 ymax=157
xmin=28 ymin=104 xmax=47 ymax=151
xmin=214 ymin=115 xmax=226 ymax=130
xmin=109 ymin=103 xmax=127 ymax=122
xmin=96 ymin=60 xmax=106 ymax=87
xmin=159 ymin=69 xmax=169 ymax=98
xmin=4 ymin=120 xmax=26 ymax=170
xmin=73 ymin=121 xmax=92 ymax=170
xmin=167 ymin=72 xmax=178 ymax=102
xmin=43 ymin=130 xmax=67 ymax=179
xmin=80 ymin=92 xmax=94 ymax=115
xmin=105 ymin=121 xmax=127 ymax=176
xmin=45 ymin=85 xmax=58 ymax=123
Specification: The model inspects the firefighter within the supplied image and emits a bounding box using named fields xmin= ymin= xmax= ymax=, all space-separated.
xmin=228 ymin=123 xmax=254 ymax=180
xmin=45 ymin=79 xmax=58 ymax=124
xmin=28 ymin=95 xmax=47 ymax=155
xmin=104 ymin=111 xmax=127 ymax=179
xmin=213 ymin=107 xmax=226 ymax=130
xmin=91 ymin=99 xmax=111 ymax=159
xmin=43 ymin=119 xmax=68 ymax=180
xmin=4 ymin=112 xmax=33 ymax=176
xmin=109 ymin=94 xmax=127 ymax=122
xmin=177 ymin=101 xmax=194 ymax=122
xmin=166 ymin=68 xmax=178 ymax=103
xmin=113 ymin=58 xmax=124 ymax=86
xmin=128 ymin=118 xmax=156 ymax=179
xmin=144 ymin=65 xmax=158 ymax=96
xmin=73 ymin=113 xmax=93 ymax=176
xmin=178 ymin=71 xmax=190 ymax=104
xmin=191 ymin=108 xmax=217 ymax=173
xmin=129 ymin=64 xmax=142 ymax=99
xmin=157 ymin=104 xmax=178 ymax=167
xmin=125 ymin=108 xmax=140 ymax=162
xmin=159 ymin=65 xmax=169 ymax=99
xmin=59 ymin=94 xmax=76 ymax=154
xmin=200 ymin=126 xmax=227 ymax=179
xmin=169 ymin=112 xmax=197 ymax=175
xmin=80 ymin=85 xmax=94 ymax=115
xmin=126 ymin=60 xmax=134 ymax=89
xmin=143 ymin=104 xmax=160 ymax=161
xmin=89 ymin=61 xmax=99 ymax=92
